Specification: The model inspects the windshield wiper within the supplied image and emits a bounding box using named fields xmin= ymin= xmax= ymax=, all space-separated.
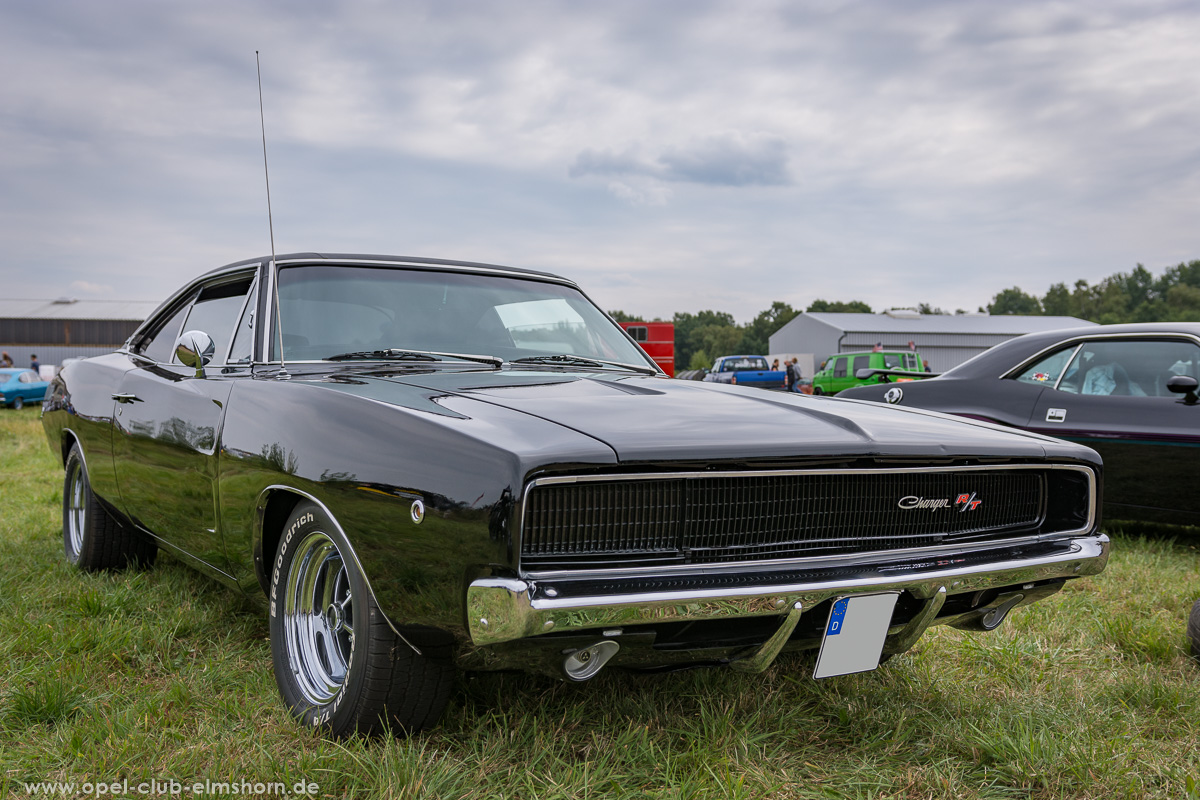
xmin=327 ymin=349 xmax=439 ymax=362
xmin=512 ymin=354 xmax=659 ymax=375
xmin=326 ymin=348 xmax=502 ymax=367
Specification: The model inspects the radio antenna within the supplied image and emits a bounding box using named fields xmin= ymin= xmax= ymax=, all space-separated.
xmin=256 ymin=51 xmax=287 ymax=376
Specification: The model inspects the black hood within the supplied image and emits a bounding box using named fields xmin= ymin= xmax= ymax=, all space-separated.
xmin=337 ymin=368 xmax=1093 ymax=465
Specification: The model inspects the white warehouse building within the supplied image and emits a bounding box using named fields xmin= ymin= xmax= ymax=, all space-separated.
xmin=768 ymin=310 xmax=1096 ymax=377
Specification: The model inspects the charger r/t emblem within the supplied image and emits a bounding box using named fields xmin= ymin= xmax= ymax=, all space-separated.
xmin=955 ymin=493 xmax=982 ymax=511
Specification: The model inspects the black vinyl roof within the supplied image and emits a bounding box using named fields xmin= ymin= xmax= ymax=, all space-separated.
xmin=200 ymin=253 xmax=570 ymax=284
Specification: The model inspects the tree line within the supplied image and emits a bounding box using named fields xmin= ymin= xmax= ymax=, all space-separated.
xmin=610 ymin=299 xmax=870 ymax=372
xmin=986 ymin=260 xmax=1200 ymax=323
xmin=612 ymin=259 xmax=1200 ymax=372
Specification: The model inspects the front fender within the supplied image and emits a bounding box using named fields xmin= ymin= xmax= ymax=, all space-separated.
xmin=217 ymin=375 xmax=616 ymax=638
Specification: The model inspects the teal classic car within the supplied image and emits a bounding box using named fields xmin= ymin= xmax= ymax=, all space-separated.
xmin=0 ymin=368 xmax=49 ymax=409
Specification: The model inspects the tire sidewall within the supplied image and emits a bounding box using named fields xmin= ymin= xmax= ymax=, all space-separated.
xmin=269 ymin=502 xmax=371 ymax=734
xmin=62 ymin=446 xmax=85 ymax=566
xmin=13 ymin=396 xmax=23 ymax=410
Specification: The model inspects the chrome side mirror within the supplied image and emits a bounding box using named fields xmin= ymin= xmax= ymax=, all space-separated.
xmin=175 ymin=330 xmax=215 ymax=377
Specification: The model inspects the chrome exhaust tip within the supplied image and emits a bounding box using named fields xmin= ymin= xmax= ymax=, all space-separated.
xmin=562 ymin=640 xmax=620 ymax=681
xmin=979 ymin=592 xmax=1025 ymax=631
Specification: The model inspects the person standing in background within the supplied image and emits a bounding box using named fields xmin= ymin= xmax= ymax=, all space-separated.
xmin=30 ymin=354 xmax=40 ymax=374
xmin=0 ymin=351 xmax=12 ymax=367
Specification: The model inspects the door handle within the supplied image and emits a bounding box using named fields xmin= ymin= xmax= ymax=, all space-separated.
xmin=111 ymin=393 xmax=142 ymax=404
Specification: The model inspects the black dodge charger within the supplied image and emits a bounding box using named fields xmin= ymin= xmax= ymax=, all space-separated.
xmin=42 ymin=253 xmax=1109 ymax=736
xmin=839 ymin=322 xmax=1200 ymax=526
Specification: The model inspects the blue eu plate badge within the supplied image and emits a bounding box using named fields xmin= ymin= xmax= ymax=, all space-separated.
xmin=813 ymin=592 xmax=899 ymax=679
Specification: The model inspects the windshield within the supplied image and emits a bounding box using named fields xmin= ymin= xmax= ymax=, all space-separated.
xmin=722 ymin=357 xmax=768 ymax=372
xmin=271 ymin=265 xmax=655 ymax=368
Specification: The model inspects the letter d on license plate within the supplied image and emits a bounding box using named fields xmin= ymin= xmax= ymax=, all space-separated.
xmin=813 ymin=592 xmax=899 ymax=679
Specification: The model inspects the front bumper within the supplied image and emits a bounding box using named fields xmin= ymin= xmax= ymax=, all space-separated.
xmin=465 ymin=535 xmax=1108 ymax=669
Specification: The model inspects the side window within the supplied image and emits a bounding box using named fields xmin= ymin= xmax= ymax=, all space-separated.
xmin=852 ymin=355 xmax=870 ymax=377
xmin=139 ymin=299 xmax=194 ymax=364
xmin=626 ymin=326 xmax=648 ymax=342
xmin=883 ymin=354 xmax=901 ymax=369
xmin=833 ymin=358 xmax=847 ymax=378
xmin=1014 ymin=345 xmax=1077 ymax=389
xmin=176 ymin=277 xmax=254 ymax=365
xmin=227 ymin=279 xmax=259 ymax=365
xmin=1068 ymin=339 xmax=1200 ymax=397
xmin=19 ymin=371 xmax=33 ymax=383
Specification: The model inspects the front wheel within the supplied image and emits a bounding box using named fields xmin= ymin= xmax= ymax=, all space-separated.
xmin=269 ymin=502 xmax=454 ymax=737
xmin=63 ymin=443 xmax=156 ymax=570
xmin=812 ymin=386 xmax=824 ymax=396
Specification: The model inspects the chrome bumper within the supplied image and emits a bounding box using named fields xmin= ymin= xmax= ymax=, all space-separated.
xmin=466 ymin=535 xmax=1109 ymax=648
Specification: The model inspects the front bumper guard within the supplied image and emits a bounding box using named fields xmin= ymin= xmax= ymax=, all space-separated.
xmin=466 ymin=535 xmax=1109 ymax=669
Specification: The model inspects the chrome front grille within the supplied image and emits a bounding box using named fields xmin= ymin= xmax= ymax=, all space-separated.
xmin=520 ymin=467 xmax=1055 ymax=572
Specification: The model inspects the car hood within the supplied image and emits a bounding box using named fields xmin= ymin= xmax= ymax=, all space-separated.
xmin=338 ymin=368 xmax=1089 ymax=465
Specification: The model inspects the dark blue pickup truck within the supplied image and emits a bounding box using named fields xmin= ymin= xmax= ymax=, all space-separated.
xmin=702 ymin=355 xmax=787 ymax=390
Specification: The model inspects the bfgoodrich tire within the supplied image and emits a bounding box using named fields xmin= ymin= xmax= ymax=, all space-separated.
xmin=269 ymin=501 xmax=454 ymax=737
xmin=1188 ymin=599 xmax=1200 ymax=661
xmin=63 ymin=443 xmax=157 ymax=570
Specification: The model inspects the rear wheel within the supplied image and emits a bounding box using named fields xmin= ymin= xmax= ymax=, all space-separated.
xmin=1188 ymin=599 xmax=1200 ymax=660
xmin=63 ymin=443 xmax=156 ymax=570
xmin=13 ymin=396 xmax=23 ymax=410
xmin=812 ymin=386 xmax=823 ymax=396
xmin=269 ymin=501 xmax=454 ymax=737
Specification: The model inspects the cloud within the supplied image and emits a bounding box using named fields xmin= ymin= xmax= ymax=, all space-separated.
xmin=1 ymin=1 xmax=1199 ymax=322
xmin=570 ymin=132 xmax=793 ymax=192
xmin=68 ymin=280 xmax=114 ymax=295
xmin=659 ymin=133 xmax=792 ymax=186
xmin=605 ymin=180 xmax=672 ymax=206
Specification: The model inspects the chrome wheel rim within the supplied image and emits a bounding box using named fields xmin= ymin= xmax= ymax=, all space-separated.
xmin=66 ymin=462 xmax=86 ymax=557
xmin=283 ymin=531 xmax=354 ymax=705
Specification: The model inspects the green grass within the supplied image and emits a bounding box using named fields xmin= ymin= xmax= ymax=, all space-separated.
xmin=2 ymin=406 xmax=1200 ymax=799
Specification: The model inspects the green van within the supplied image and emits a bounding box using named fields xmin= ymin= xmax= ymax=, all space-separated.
xmin=812 ymin=350 xmax=927 ymax=395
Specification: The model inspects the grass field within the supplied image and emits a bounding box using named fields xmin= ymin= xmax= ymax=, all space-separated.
xmin=2 ymin=406 xmax=1199 ymax=799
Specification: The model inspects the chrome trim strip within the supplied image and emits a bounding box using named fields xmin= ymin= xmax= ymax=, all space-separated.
xmin=1050 ymin=343 xmax=1085 ymax=392
xmin=270 ymin=256 xmax=579 ymax=287
xmin=522 ymin=533 xmax=1052 ymax=580
xmin=528 ymin=463 xmax=1091 ymax=486
xmin=468 ymin=534 xmax=1108 ymax=646
xmin=1001 ymin=332 xmax=1200 ymax=381
xmin=258 ymin=258 xmax=581 ymax=366
xmin=254 ymin=485 xmax=418 ymax=653
xmin=517 ymin=464 xmax=1097 ymax=579
xmin=262 ymin=259 xmax=279 ymax=364
xmin=223 ymin=274 xmax=258 ymax=366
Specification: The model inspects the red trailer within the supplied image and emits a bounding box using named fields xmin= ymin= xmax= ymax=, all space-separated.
xmin=619 ymin=321 xmax=675 ymax=377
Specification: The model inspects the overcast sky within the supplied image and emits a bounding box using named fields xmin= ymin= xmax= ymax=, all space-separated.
xmin=3 ymin=1 xmax=1198 ymax=322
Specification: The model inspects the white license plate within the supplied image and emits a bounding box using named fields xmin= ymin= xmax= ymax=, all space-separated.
xmin=813 ymin=592 xmax=899 ymax=679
